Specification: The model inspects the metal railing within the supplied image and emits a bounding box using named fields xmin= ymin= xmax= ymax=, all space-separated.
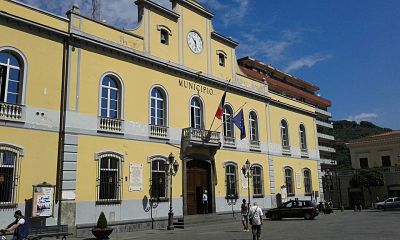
xmin=98 ymin=117 xmax=123 ymax=133
xmin=181 ymin=127 xmax=220 ymax=144
xmin=0 ymin=102 xmax=23 ymax=121
xmin=149 ymin=124 xmax=169 ymax=139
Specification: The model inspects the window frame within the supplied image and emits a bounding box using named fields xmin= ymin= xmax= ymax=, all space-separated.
xmin=381 ymin=155 xmax=391 ymax=167
xmin=284 ymin=167 xmax=295 ymax=196
xmin=157 ymin=25 xmax=172 ymax=46
xmin=216 ymin=50 xmax=227 ymax=67
xmin=95 ymin=151 xmax=123 ymax=205
xmin=0 ymin=48 xmax=27 ymax=105
xmin=303 ymin=168 xmax=312 ymax=195
xmin=0 ymin=143 xmax=23 ymax=208
xmin=299 ymin=124 xmax=308 ymax=152
xmin=190 ymin=96 xmax=204 ymax=129
xmin=249 ymin=111 xmax=259 ymax=141
xmin=149 ymin=156 xmax=168 ymax=201
xmin=252 ymin=164 xmax=263 ymax=197
xmin=281 ymin=119 xmax=290 ymax=150
xmin=359 ymin=158 xmax=369 ymax=169
xmin=225 ymin=162 xmax=238 ymax=199
xmin=149 ymin=86 xmax=168 ymax=126
xmin=98 ymin=73 xmax=124 ymax=120
xmin=222 ymin=104 xmax=234 ymax=138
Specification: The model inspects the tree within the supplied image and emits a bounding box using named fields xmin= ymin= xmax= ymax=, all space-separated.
xmin=350 ymin=168 xmax=384 ymax=206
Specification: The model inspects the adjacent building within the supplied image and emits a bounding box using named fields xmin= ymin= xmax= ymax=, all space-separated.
xmin=0 ymin=0 xmax=333 ymax=235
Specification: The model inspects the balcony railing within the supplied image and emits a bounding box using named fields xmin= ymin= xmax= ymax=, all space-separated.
xmin=0 ymin=102 xmax=23 ymax=121
xmin=250 ymin=140 xmax=260 ymax=150
xmin=383 ymin=167 xmax=400 ymax=173
xmin=315 ymin=108 xmax=332 ymax=117
xmin=223 ymin=136 xmax=236 ymax=147
xmin=98 ymin=117 xmax=123 ymax=133
xmin=317 ymin=132 xmax=335 ymax=141
xmin=181 ymin=128 xmax=220 ymax=145
xmin=319 ymin=145 xmax=336 ymax=153
xmin=149 ymin=124 xmax=169 ymax=139
xmin=316 ymin=120 xmax=333 ymax=129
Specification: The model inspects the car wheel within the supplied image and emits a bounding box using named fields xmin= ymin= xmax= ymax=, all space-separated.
xmin=304 ymin=213 xmax=312 ymax=220
xmin=271 ymin=213 xmax=277 ymax=220
xmin=377 ymin=205 xmax=383 ymax=210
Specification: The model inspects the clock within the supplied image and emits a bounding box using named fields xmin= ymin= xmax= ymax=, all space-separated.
xmin=187 ymin=31 xmax=203 ymax=54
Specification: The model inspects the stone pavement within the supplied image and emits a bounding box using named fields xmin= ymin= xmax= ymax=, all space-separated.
xmin=65 ymin=210 xmax=400 ymax=240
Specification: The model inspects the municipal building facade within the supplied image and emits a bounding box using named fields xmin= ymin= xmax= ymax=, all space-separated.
xmin=0 ymin=0 xmax=334 ymax=234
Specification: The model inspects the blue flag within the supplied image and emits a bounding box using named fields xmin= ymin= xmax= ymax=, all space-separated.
xmin=232 ymin=109 xmax=246 ymax=140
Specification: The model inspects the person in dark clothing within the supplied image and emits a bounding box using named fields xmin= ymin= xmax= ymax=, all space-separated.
xmin=1 ymin=210 xmax=30 ymax=240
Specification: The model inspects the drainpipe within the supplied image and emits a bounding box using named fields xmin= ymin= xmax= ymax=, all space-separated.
xmin=56 ymin=37 xmax=70 ymax=228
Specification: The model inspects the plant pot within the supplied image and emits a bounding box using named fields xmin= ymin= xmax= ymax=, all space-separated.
xmin=91 ymin=228 xmax=113 ymax=239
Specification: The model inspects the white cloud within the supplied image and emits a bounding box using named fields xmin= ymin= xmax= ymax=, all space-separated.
xmin=346 ymin=113 xmax=379 ymax=123
xmin=198 ymin=0 xmax=250 ymax=26
xmin=284 ymin=54 xmax=332 ymax=72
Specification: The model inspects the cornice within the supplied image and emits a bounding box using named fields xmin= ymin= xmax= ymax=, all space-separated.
xmin=269 ymin=99 xmax=316 ymax=117
xmin=135 ymin=0 xmax=180 ymax=21
xmin=211 ymin=32 xmax=239 ymax=48
xmin=172 ymin=0 xmax=214 ymax=19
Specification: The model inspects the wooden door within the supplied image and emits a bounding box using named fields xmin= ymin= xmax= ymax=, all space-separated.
xmin=187 ymin=161 xmax=211 ymax=215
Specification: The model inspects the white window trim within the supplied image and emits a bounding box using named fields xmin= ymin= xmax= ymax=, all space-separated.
xmin=148 ymin=85 xmax=169 ymax=126
xmin=98 ymin=72 xmax=125 ymax=119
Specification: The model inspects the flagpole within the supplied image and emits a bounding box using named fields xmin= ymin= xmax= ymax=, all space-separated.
xmin=213 ymin=102 xmax=247 ymax=132
xmin=208 ymin=79 xmax=231 ymax=132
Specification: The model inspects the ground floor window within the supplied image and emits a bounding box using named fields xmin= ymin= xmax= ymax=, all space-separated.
xmin=0 ymin=144 xmax=22 ymax=207
xmin=96 ymin=152 xmax=123 ymax=203
xmin=225 ymin=163 xmax=237 ymax=198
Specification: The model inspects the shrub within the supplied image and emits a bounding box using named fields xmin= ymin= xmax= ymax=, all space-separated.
xmin=96 ymin=212 xmax=108 ymax=229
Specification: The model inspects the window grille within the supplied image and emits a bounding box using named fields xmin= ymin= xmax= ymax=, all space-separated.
xmin=96 ymin=152 xmax=123 ymax=204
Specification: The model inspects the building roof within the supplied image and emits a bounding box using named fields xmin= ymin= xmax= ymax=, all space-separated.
xmin=348 ymin=130 xmax=400 ymax=145
xmin=239 ymin=66 xmax=332 ymax=107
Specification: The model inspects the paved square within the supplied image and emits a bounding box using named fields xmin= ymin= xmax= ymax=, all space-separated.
xmin=107 ymin=210 xmax=400 ymax=240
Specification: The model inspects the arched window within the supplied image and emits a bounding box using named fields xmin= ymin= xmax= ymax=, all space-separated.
xmin=223 ymin=105 xmax=234 ymax=137
xmin=100 ymin=75 xmax=121 ymax=119
xmin=150 ymin=87 xmax=167 ymax=126
xmin=299 ymin=124 xmax=307 ymax=151
xmin=252 ymin=165 xmax=263 ymax=196
xmin=284 ymin=167 xmax=294 ymax=196
xmin=281 ymin=120 xmax=290 ymax=149
xmin=96 ymin=152 xmax=123 ymax=202
xmin=151 ymin=158 xmax=167 ymax=199
xmin=249 ymin=111 xmax=259 ymax=141
xmin=225 ymin=163 xmax=237 ymax=198
xmin=303 ymin=169 xmax=312 ymax=195
xmin=0 ymin=50 xmax=24 ymax=104
xmin=0 ymin=144 xmax=23 ymax=205
xmin=190 ymin=97 xmax=203 ymax=129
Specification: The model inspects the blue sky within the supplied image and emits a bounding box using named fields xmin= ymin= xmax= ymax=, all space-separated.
xmin=19 ymin=0 xmax=400 ymax=129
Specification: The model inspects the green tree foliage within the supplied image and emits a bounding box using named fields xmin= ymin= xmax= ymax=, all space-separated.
xmin=332 ymin=120 xmax=391 ymax=166
xmin=96 ymin=212 xmax=108 ymax=229
xmin=350 ymin=168 xmax=385 ymax=203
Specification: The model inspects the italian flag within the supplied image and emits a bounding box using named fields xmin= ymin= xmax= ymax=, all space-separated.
xmin=215 ymin=92 xmax=226 ymax=120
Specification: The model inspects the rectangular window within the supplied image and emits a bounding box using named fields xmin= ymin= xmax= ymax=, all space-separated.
xmin=151 ymin=159 xmax=167 ymax=199
xmin=160 ymin=29 xmax=169 ymax=45
xmin=226 ymin=165 xmax=237 ymax=198
xmin=0 ymin=149 xmax=18 ymax=207
xmin=252 ymin=166 xmax=263 ymax=196
xmin=381 ymin=156 xmax=391 ymax=167
xmin=359 ymin=158 xmax=369 ymax=169
xmin=218 ymin=54 xmax=225 ymax=67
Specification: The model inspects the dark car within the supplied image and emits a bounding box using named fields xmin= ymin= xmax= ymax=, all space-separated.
xmin=266 ymin=200 xmax=319 ymax=220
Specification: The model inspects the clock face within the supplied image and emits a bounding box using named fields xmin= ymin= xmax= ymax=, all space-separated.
xmin=187 ymin=31 xmax=203 ymax=54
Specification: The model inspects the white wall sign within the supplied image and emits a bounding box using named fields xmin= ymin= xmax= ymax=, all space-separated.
xmin=241 ymin=172 xmax=248 ymax=189
xmin=129 ymin=163 xmax=143 ymax=191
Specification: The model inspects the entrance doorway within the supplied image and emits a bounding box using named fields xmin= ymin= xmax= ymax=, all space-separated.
xmin=186 ymin=160 xmax=212 ymax=215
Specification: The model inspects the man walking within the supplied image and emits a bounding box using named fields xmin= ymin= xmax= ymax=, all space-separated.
xmin=249 ymin=202 xmax=263 ymax=240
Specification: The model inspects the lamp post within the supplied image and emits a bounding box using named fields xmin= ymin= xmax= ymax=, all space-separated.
xmin=165 ymin=153 xmax=179 ymax=230
xmin=242 ymin=159 xmax=253 ymax=208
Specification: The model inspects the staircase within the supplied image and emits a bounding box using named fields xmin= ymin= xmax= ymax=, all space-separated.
xmin=173 ymin=213 xmax=237 ymax=229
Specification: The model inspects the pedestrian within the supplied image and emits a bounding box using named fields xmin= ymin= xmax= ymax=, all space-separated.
xmin=249 ymin=202 xmax=263 ymax=240
xmin=240 ymin=199 xmax=249 ymax=232
xmin=0 ymin=210 xmax=30 ymax=240
xmin=202 ymin=190 xmax=208 ymax=214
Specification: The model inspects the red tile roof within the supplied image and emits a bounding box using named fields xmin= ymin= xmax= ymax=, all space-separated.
xmin=348 ymin=131 xmax=400 ymax=145
xmin=239 ymin=66 xmax=332 ymax=107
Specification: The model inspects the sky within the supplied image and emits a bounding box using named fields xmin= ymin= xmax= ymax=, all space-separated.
xmin=19 ymin=0 xmax=400 ymax=129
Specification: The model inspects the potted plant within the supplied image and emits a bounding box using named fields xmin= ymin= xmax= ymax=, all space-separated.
xmin=91 ymin=212 xmax=113 ymax=239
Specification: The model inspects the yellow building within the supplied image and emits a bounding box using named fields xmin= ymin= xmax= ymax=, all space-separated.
xmin=0 ymin=0 xmax=333 ymax=234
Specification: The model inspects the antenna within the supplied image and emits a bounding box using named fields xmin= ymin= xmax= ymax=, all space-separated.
xmin=92 ymin=0 xmax=101 ymax=21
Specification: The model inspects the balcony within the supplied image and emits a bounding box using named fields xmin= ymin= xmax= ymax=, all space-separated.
xmin=317 ymin=132 xmax=335 ymax=141
xmin=0 ymin=102 xmax=23 ymax=121
xmin=319 ymin=145 xmax=336 ymax=153
xmin=98 ymin=117 xmax=124 ymax=134
xmin=181 ymin=127 xmax=221 ymax=148
xmin=149 ymin=124 xmax=169 ymax=139
xmin=315 ymin=108 xmax=332 ymax=117
xmin=223 ymin=136 xmax=236 ymax=147
xmin=316 ymin=120 xmax=333 ymax=129
xmin=319 ymin=158 xmax=337 ymax=165
xmin=250 ymin=140 xmax=261 ymax=150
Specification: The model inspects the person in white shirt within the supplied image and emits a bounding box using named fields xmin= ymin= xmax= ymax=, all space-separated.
xmin=249 ymin=202 xmax=263 ymax=240
xmin=202 ymin=190 xmax=208 ymax=214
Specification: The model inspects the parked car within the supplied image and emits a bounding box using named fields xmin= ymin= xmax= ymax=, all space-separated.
xmin=266 ymin=200 xmax=319 ymax=220
xmin=375 ymin=197 xmax=400 ymax=209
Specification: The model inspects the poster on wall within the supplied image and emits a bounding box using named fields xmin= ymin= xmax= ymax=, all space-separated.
xmin=296 ymin=172 xmax=301 ymax=189
xmin=129 ymin=163 xmax=143 ymax=191
xmin=241 ymin=172 xmax=248 ymax=189
xmin=32 ymin=184 xmax=55 ymax=217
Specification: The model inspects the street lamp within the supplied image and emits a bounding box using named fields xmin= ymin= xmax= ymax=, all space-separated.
xmin=165 ymin=153 xmax=179 ymax=230
xmin=242 ymin=159 xmax=253 ymax=208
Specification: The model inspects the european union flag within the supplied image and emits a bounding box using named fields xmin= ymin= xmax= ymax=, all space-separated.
xmin=232 ymin=109 xmax=246 ymax=140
